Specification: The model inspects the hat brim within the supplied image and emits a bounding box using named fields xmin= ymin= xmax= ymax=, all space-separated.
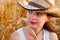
xmin=44 ymin=7 xmax=60 ymax=17
xmin=17 ymin=0 xmax=60 ymax=17
xmin=17 ymin=0 xmax=48 ymax=11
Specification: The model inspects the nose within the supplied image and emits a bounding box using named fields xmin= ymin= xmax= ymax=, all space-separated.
xmin=30 ymin=13 xmax=37 ymax=20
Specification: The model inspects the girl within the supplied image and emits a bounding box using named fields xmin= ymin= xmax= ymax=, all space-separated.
xmin=10 ymin=0 xmax=60 ymax=40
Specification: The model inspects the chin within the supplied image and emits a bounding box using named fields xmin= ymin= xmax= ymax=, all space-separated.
xmin=29 ymin=24 xmax=38 ymax=29
xmin=28 ymin=22 xmax=38 ymax=28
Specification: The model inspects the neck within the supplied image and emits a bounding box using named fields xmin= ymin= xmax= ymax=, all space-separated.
xmin=27 ymin=26 xmax=43 ymax=36
xmin=32 ymin=27 xmax=43 ymax=35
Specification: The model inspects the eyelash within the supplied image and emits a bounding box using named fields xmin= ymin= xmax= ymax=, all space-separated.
xmin=28 ymin=11 xmax=42 ymax=16
xmin=36 ymin=12 xmax=42 ymax=16
xmin=28 ymin=11 xmax=32 ymax=13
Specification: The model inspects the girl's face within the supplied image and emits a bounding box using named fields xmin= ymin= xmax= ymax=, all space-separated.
xmin=27 ymin=11 xmax=49 ymax=29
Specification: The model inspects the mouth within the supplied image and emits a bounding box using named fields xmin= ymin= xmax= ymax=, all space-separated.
xmin=29 ymin=21 xmax=37 ymax=25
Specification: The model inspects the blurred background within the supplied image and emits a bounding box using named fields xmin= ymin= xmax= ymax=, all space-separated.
xmin=0 ymin=0 xmax=60 ymax=40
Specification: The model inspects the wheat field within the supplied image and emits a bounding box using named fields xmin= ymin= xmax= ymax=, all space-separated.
xmin=0 ymin=0 xmax=60 ymax=40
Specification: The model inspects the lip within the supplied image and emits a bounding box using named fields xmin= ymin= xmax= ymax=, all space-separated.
xmin=29 ymin=21 xmax=37 ymax=25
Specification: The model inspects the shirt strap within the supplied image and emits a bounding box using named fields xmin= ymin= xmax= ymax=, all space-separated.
xmin=44 ymin=29 xmax=50 ymax=40
xmin=16 ymin=28 xmax=26 ymax=40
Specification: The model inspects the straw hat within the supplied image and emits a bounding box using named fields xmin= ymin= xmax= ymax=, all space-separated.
xmin=17 ymin=0 xmax=60 ymax=17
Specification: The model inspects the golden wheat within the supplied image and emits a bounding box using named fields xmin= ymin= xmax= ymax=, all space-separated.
xmin=0 ymin=0 xmax=60 ymax=40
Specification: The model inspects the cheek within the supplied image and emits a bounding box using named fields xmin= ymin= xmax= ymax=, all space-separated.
xmin=37 ymin=17 xmax=47 ymax=25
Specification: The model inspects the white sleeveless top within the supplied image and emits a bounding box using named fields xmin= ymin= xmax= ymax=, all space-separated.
xmin=16 ymin=28 xmax=50 ymax=40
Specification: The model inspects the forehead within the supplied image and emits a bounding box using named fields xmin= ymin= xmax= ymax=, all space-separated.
xmin=27 ymin=10 xmax=47 ymax=14
xmin=27 ymin=10 xmax=43 ymax=12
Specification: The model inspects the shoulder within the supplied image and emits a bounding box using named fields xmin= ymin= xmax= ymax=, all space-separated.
xmin=9 ymin=31 xmax=20 ymax=40
xmin=9 ymin=28 xmax=22 ymax=40
xmin=50 ymin=32 xmax=58 ymax=40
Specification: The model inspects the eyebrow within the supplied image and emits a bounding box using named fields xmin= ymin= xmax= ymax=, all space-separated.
xmin=28 ymin=10 xmax=46 ymax=14
xmin=33 ymin=11 xmax=46 ymax=14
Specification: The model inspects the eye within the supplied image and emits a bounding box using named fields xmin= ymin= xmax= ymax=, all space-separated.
xmin=28 ymin=10 xmax=32 ymax=14
xmin=36 ymin=12 xmax=42 ymax=16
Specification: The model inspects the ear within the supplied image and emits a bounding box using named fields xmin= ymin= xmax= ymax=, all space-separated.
xmin=46 ymin=16 xmax=50 ymax=22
